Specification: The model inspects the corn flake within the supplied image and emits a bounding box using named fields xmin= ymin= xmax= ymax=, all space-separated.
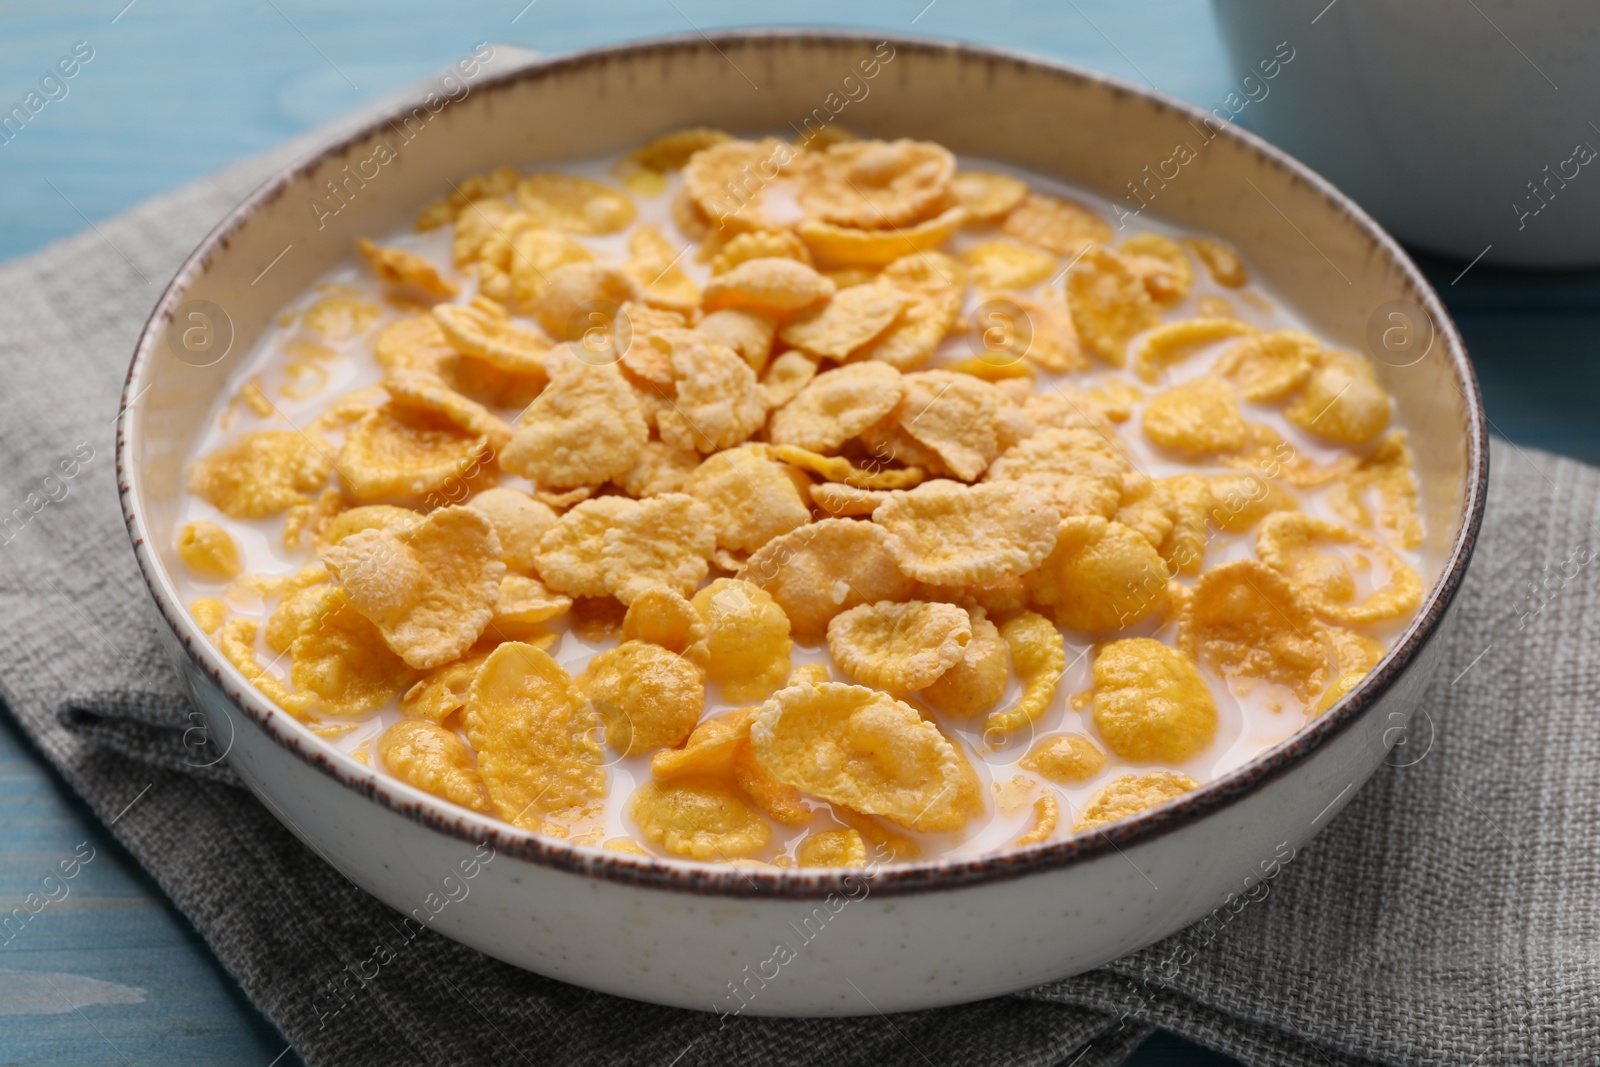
xmin=750 ymin=682 xmax=972 ymax=832
xmin=1076 ymin=771 xmax=1198 ymax=831
xmin=1329 ymin=431 xmax=1423 ymax=549
xmin=757 ymin=351 xmax=820 ymax=410
xmin=696 ymin=309 xmax=777 ymax=374
xmin=382 ymin=370 xmax=511 ymax=451
xmin=797 ymin=208 xmax=967 ymax=269
xmin=982 ymin=611 xmax=1066 ymax=740
xmin=613 ymin=440 xmax=701 ymax=498
xmin=1206 ymin=472 xmax=1299 ymax=534
xmin=1031 ymin=516 xmax=1167 ymax=632
xmin=950 ymin=170 xmax=1029 ymax=222
xmin=535 ymin=497 xmax=638 ymax=598
xmin=356 ymin=239 xmax=458 ymax=301
xmin=779 ymin=284 xmax=911 ymax=359
xmin=922 ymin=608 xmax=1009 ymax=716
xmin=798 ymin=139 xmax=955 ymax=228
xmin=656 ymin=333 xmax=767 ymax=454
xmin=769 ymin=362 xmax=904 ymax=452
xmin=337 ymin=404 xmax=490 ymax=503
xmin=187 ymin=431 xmax=334 ymax=519
xmin=400 ymin=652 xmax=488 ymax=723
xmin=684 ymin=578 xmax=794 ymax=703
xmin=874 ymin=480 xmax=1059 ymax=585
xmin=322 ymin=505 xmax=505 ymax=669
xmin=963 ymin=239 xmax=1057 ymax=291
xmin=416 ymin=166 xmax=519 ymax=232
xmin=177 ymin=521 xmax=242 ymax=580
xmin=1092 ymin=637 xmax=1217 ymax=762
xmin=1255 ymin=512 xmax=1423 ymax=625
xmin=1021 ymin=734 xmax=1105 ymax=784
xmin=1113 ymin=472 xmax=1177 ymax=549
xmin=826 ymin=600 xmax=972 ymax=691
xmin=287 ymin=586 xmax=417 ymax=715
xmin=894 ymin=371 xmax=1022 ymax=481
xmin=984 ymin=426 xmax=1128 ymax=520
xmin=651 ymin=706 xmax=758 ymax=782
xmin=739 ymin=519 xmax=916 ymax=642
xmin=710 ymin=230 xmax=812 ymax=275
xmin=810 ymin=482 xmax=892 ymax=517
xmin=1181 ymin=237 xmax=1248 ymax=288
xmin=1002 ymin=193 xmax=1112 ymax=256
xmin=1120 ymin=233 xmax=1193 ymax=306
xmin=767 ymin=444 xmax=924 ymax=491
xmin=1180 ymin=559 xmax=1330 ymax=702
xmin=514 ymin=172 xmax=635 ymax=234
xmin=682 ymin=138 xmax=797 ymax=233
xmin=433 ymin=298 xmax=551 ymax=375
xmin=622 ymin=586 xmax=705 ymax=655
xmin=1212 ymin=329 xmax=1320 ymax=402
xmin=303 ymin=297 xmax=379 ymax=341
xmin=378 ymin=719 xmax=494 ymax=814
xmin=190 ymin=597 xmax=228 ymax=634
xmin=1132 ymin=317 xmax=1258 ymax=385
xmin=579 ymin=640 xmax=704 ymax=755
xmin=1285 ymin=351 xmax=1392 ymax=445
xmin=1066 ymin=246 xmax=1158 ymax=367
xmin=797 ymin=828 xmax=867 ymax=867
xmin=630 ymin=777 xmax=770 ymax=860
xmin=501 ymin=357 xmax=647 ymax=488
xmin=1142 ymin=376 xmax=1249 ymax=456
xmin=465 ymin=641 xmax=605 ymax=830
xmin=600 ymin=493 xmax=716 ymax=603
xmin=683 ymin=445 xmax=812 ymax=554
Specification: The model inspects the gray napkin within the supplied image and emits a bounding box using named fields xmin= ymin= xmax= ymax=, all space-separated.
xmin=4 ymin=60 xmax=1596 ymax=1067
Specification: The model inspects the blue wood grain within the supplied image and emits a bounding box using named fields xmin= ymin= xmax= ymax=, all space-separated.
xmin=3 ymin=3 xmax=1586 ymax=1065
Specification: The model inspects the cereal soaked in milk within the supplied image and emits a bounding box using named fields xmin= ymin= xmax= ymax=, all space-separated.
xmin=175 ymin=131 xmax=1425 ymax=866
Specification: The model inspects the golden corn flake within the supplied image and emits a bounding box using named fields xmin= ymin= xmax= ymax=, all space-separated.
xmin=177 ymin=520 xmax=242 ymax=580
xmin=501 ymin=358 xmax=647 ymax=488
xmin=798 ymin=828 xmax=868 ymax=867
xmin=600 ymin=493 xmax=716 ymax=603
xmin=1120 ymin=233 xmax=1193 ymax=306
xmin=529 ymin=262 xmax=642 ymax=342
xmin=399 ymin=651 xmax=487 ymax=723
xmin=465 ymin=641 xmax=605 ymax=830
xmin=656 ymin=333 xmax=767 ymax=455
xmin=1212 ymin=329 xmax=1320 ymax=402
xmin=287 ymin=586 xmax=417 ymax=716
xmin=613 ymin=440 xmax=701 ymax=498
xmin=382 ymin=370 xmax=511 ymax=451
xmin=303 ymin=296 xmax=379 ymax=341
xmin=732 ymin=740 xmax=812 ymax=827
xmin=740 ymin=519 xmax=916 ymax=642
xmin=1181 ymin=237 xmax=1248 ymax=288
xmin=1021 ymin=734 xmax=1105 ymax=784
xmin=624 ymin=225 xmax=699 ymax=312
xmin=1013 ymin=792 xmax=1060 ymax=847
xmin=963 ymin=239 xmax=1058 ymax=292
xmin=1132 ymin=317 xmax=1257 ymax=385
xmin=1330 ymin=431 xmax=1423 ymax=549
xmin=514 ymin=172 xmax=635 ymax=234
xmin=799 ymin=139 xmax=955 ymax=228
xmin=651 ymin=706 xmax=757 ymax=782
xmin=579 ymin=640 xmax=704 ymax=755
xmin=1142 ymin=376 xmax=1249 ymax=456
xmin=1031 ymin=516 xmax=1167 ymax=632
xmin=1113 ymin=472 xmax=1177 ymax=549
xmin=493 ymin=573 xmax=572 ymax=628
xmin=810 ymin=482 xmax=892 ymax=517
xmin=684 ymin=578 xmax=793 ymax=703
xmin=433 ymin=298 xmax=550 ymax=375
xmin=505 ymin=226 xmax=595 ymax=310
xmin=826 ymin=600 xmax=972 ymax=691
xmin=682 ymin=138 xmax=797 ymax=233
xmin=1002 ymin=193 xmax=1112 ymax=256
xmin=874 ymin=480 xmax=1059 ymax=585
xmin=855 ymin=285 xmax=961 ymax=371
xmin=217 ymin=618 xmax=312 ymax=716
xmin=1075 ymin=771 xmax=1198 ymax=831
xmin=683 ymin=445 xmax=812 ymax=554
xmin=701 ymin=257 xmax=836 ymax=316
xmin=534 ymin=496 xmax=638 ymax=598
xmin=1092 ymin=638 xmax=1217 ymax=763
xmin=1222 ymin=424 xmax=1359 ymax=488
xmin=1003 ymin=295 xmax=1086 ymax=374
xmin=1206 ymin=472 xmax=1299 ymax=533
xmin=949 ymin=170 xmax=1029 ymax=222
xmin=796 ymin=208 xmax=967 ymax=270
xmin=982 ymin=611 xmax=1066 ymax=740
xmin=756 ymin=351 xmax=820 ymax=410
xmin=450 ymin=196 xmax=519 ymax=267
xmin=1180 ymin=559 xmax=1330 ymax=702
xmin=356 ymin=239 xmax=458 ymax=301
xmin=416 ymin=165 xmax=519 ymax=232
xmin=922 ymin=608 xmax=1009 ymax=716
xmin=778 ymin=284 xmax=911 ymax=359
xmin=696 ymin=309 xmax=777 ymax=374
xmin=750 ymin=682 xmax=971 ymax=832
xmin=769 ymin=362 xmax=905 ymax=453
xmin=622 ymin=586 xmax=705 ymax=655
xmin=626 ymin=127 xmax=731 ymax=174
xmin=1066 ymin=246 xmax=1158 ymax=367
xmin=1285 ymin=350 xmax=1393 ymax=446
xmin=263 ymin=577 xmax=333 ymax=654
xmin=465 ymin=487 xmax=557 ymax=576
xmin=190 ymin=596 xmax=228 ymax=634
xmin=337 ymin=404 xmax=489 ymax=503
xmin=187 ymin=431 xmax=334 ymax=519
xmin=767 ymin=444 xmax=923 ymax=491
xmin=322 ymin=505 xmax=505 ymax=670
xmin=1255 ymin=512 xmax=1422 ymax=625
xmin=630 ymin=777 xmax=770 ymax=860
xmin=894 ymin=371 xmax=1021 ymax=481
xmin=710 ymin=229 xmax=812 ymax=275
xmin=984 ymin=426 xmax=1128 ymax=520
xmin=378 ymin=719 xmax=494 ymax=814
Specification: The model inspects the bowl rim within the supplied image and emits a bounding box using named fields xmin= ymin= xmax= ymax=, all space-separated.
xmin=117 ymin=27 xmax=1489 ymax=900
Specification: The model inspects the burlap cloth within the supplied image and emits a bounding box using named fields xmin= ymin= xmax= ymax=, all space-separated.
xmin=3 ymin=52 xmax=1594 ymax=1067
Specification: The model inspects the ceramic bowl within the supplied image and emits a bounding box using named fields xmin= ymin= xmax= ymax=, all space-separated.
xmin=117 ymin=31 xmax=1487 ymax=1016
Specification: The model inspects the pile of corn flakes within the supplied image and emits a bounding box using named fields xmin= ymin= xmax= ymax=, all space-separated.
xmin=178 ymin=129 xmax=1424 ymax=867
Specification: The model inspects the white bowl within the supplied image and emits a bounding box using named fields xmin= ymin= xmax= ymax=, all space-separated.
xmin=118 ymin=31 xmax=1487 ymax=1016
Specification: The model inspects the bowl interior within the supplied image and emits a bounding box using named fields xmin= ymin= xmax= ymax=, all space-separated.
xmin=121 ymin=31 xmax=1484 ymax=884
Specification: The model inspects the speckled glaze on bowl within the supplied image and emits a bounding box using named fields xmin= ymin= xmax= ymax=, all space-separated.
xmin=117 ymin=31 xmax=1487 ymax=1015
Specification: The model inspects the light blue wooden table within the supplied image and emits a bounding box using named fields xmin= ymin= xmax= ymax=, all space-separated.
xmin=2 ymin=3 xmax=1593 ymax=1065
